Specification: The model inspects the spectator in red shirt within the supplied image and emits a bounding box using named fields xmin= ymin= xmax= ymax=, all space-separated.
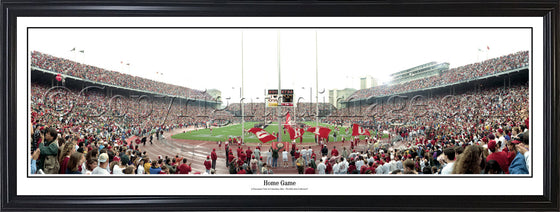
xmin=486 ymin=140 xmax=510 ymax=174
xmin=325 ymin=160 xmax=333 ymax=174
xmin=178 ymin=158 xmax=192 ymax=174
xmin=210 ymin=149 xmax=218 ymax=170
xmin=304 ymin=166 xmax=315 ymax=174
xmin=331 ymin=146 xmax=339 ymax=157
xmin=204 ymin=156 xmax=212 ymax=174
xmin=246 ymin=147 xmax=253 ymax=164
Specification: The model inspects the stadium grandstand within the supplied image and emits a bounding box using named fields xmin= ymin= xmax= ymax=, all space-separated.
xmin=348 ymin=51 xmax=529 ymax=100
xmin=30 ymin=50 xmax=530 ymax=175
xmin=390 ymin=61 xmax=450 ymax=85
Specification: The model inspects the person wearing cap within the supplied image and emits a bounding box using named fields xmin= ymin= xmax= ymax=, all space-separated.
xmin=295 ymin=155 xmax=305 ymax=174
xmin=496 ymin=129 xmax=507 ymax=151
xmin=236 ymin=146 xmax=242 ymax=158
xmin=210 ymin=149 xmax=218 ymax=170
xmin=486 ymin=140 xmax=510 ymax=174
xmin=325 ymin=158 xmax=333 ymax=174
xmin=382 ymin=157 xmax=391 ymax=174
xmin=507 ymin=139 xmax=529 ymax=174
xmin=204 ymin=156 xmax=212 ymax=174
xmin=239 ymin=150 xmax=247 ymax=165
xmin=92 ymin=153 xmax=110 ymax=175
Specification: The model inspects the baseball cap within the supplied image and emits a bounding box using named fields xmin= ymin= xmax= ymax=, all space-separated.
xmin=512 ymin=136 xmax=523 ymax=144
xmin=497 ymin=129 xmax=503 ymax=134
xmin=487 ymin=140 xmax=496 ymax=150
xmin=99 ymin=153 xmax=109 ymax=163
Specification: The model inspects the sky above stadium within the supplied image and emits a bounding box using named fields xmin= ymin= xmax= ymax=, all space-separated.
xmin=29 ymin=28 xmax=531 ymax=103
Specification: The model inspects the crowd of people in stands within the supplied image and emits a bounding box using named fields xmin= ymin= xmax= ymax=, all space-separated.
xmin=350 ymin=51 xmax=529 ymax=99
xmin=225 ymin=103 xmax=335 ymax=122
xmin=31 ymin=51 xmax=212 ymax=100
xmin=29 ymin=50 xmax=530 ymax=175
xmin=221 ymin=83 xmax=529 ymax=175
xmin=30 ymin=82 xmax=232 ymax=175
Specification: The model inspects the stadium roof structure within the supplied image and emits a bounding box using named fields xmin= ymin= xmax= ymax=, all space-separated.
xmin=390 ymin=61 xmax=450 ymax=85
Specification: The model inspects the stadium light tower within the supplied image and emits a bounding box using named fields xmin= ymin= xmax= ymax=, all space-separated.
xmin=277 ymin=31 xmax=282 ymax=143
xmin=315 ymin=30 xmax=319 ymax=129
xmin=302 ymin=86 xmax=312 ymax=115
xmin=241 ymin=31 xmax=245 ymax=144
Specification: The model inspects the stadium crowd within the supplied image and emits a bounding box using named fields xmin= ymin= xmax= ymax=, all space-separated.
xmin=29 ymin=49 xmax=530 ymax=175
xmin=350 ymin=51 xmax=529 ymax=99
xmin=30 ymin=82 xmax=233 ymax=174
xmin=225 ymin=102 xmax=335 ymax=122
xmin=31 ymin=51 xmax=212 ymax=100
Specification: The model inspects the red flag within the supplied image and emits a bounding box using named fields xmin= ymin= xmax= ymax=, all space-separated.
xmin=306 ymin=126 xmax=331 ymax=139
xmin=284 ymin=112 xmax=292 ymax=130
xmin=288 ymin=127 xmax=305 ymax=140
xmin=352 ymin=124 xmax=371 ymax=136
xmin=248 ymin=128 xmax=277 ymax=143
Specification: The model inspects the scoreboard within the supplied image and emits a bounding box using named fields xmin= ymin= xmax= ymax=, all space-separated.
xmin=267 ymin=89 xmax=293 ymax=107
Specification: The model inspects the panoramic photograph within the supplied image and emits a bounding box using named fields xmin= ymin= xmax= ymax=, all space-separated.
xmin=28 ymin=28 xmax=531 ymax=176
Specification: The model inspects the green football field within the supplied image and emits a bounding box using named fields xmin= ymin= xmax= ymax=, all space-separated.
xmin=171 ymin=122 xmax=388 ymax=143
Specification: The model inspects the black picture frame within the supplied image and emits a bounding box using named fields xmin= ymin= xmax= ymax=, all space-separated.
xmin=1 ymin=0 xmax=558 ymax=211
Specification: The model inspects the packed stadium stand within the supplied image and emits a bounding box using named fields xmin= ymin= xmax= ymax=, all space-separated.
xmin=30 ymin=50 xmax=530 ymax=175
